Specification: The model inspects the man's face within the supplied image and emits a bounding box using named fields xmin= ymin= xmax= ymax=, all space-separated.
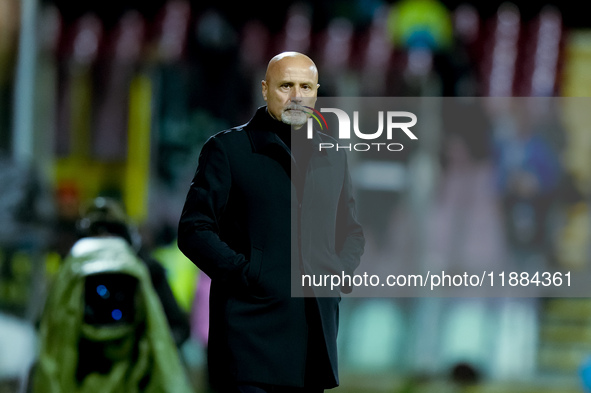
xmin=262 ymin=56 xmax=319 ymax=127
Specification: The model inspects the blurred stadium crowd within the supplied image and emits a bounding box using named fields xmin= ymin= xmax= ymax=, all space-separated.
xmin=1 ymin=0 xmax=591 ymax=392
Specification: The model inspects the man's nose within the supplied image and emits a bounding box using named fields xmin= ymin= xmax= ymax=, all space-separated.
xmin=290 ymin=86 xmax=302 ymax=100
xmin=290 ymin=96 xmax=302 ymax=104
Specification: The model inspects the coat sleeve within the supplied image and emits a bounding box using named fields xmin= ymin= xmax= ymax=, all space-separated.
xmin=336 ymin=154 xmax=365 ymax=293
xmin=177 ymin=135 xmax=248 ymax=283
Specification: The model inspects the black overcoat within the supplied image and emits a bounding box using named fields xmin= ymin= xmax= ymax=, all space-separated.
xmin=178 ymin=106 xmax=364 ymax=389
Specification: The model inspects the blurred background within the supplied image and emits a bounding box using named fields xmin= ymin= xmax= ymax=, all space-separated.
xmin=1 ymin=0 xmax=591 ymax=392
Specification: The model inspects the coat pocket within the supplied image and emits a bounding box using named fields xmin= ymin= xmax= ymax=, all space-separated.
xmin=246 ymin=246 xmax=263 ymax=286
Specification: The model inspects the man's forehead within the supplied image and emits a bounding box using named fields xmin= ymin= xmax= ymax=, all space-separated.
xmin=265 ymin=53 xmax=318 ymax=82
xmin=274 ymin=64 xmax=317 ymax=79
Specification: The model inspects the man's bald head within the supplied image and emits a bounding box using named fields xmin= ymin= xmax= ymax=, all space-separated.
xmin=264 ymin=52 xmax=319 ymax=84
xmin=262 ymin=52 xmax=319 ymax=127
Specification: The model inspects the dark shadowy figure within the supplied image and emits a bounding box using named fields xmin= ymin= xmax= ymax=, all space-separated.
xmin=178 ymin=52 xmax=364 ymax=392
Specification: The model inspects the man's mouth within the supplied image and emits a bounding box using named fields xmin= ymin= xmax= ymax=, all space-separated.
xmin=285 ymin=106 xmax=306 ymax=113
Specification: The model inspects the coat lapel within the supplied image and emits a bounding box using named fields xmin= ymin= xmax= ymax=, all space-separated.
xmin=245 ymin=106 xmax=329 ymax=202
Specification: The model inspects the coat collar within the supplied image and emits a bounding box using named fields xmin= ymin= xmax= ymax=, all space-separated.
xmin=246 ymin=106 xmax=327 ymax=157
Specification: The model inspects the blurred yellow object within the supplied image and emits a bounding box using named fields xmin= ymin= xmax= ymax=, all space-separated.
xmin=124 ymin=74 xmax=152 ymax=222
xmin=561 ymin=34 xmax=591 ymax=195
xmin=555 ymin=202 xmax=590 ymax=269
xmin=53 ymin=72 xmax=152 ymax=222
xmin=0 ymin=0 xmax=19 ymax=84
xmin=562 ymin=30 xmax=591 ymax=97
xmin=387 ymin=0 xmax=453 ymax=50
xmin=151 ymin=241 xmax=198 ymax=313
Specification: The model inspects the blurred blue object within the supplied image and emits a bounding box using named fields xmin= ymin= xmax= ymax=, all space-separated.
xmin=580 ymin=355 xmax=591 ymax=392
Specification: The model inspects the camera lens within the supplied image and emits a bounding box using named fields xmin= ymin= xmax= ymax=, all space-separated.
xmin=84 ymin=273 xmax=138 ymax=325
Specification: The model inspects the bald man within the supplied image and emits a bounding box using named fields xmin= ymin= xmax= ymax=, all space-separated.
xmin=262 ymin=52 xmax=319 ymax=127
xmin=179 ymin=52 xmax=364 ymax=393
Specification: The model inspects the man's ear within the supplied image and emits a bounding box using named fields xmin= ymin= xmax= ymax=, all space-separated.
xmin=261 ymin=80 xmax=268 ymax=101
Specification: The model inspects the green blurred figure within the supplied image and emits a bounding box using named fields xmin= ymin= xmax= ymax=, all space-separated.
xmin=33 ymin=236 xmax=193 ymax=393
xmin=75 ymin=197 xmax=191 ymax=348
